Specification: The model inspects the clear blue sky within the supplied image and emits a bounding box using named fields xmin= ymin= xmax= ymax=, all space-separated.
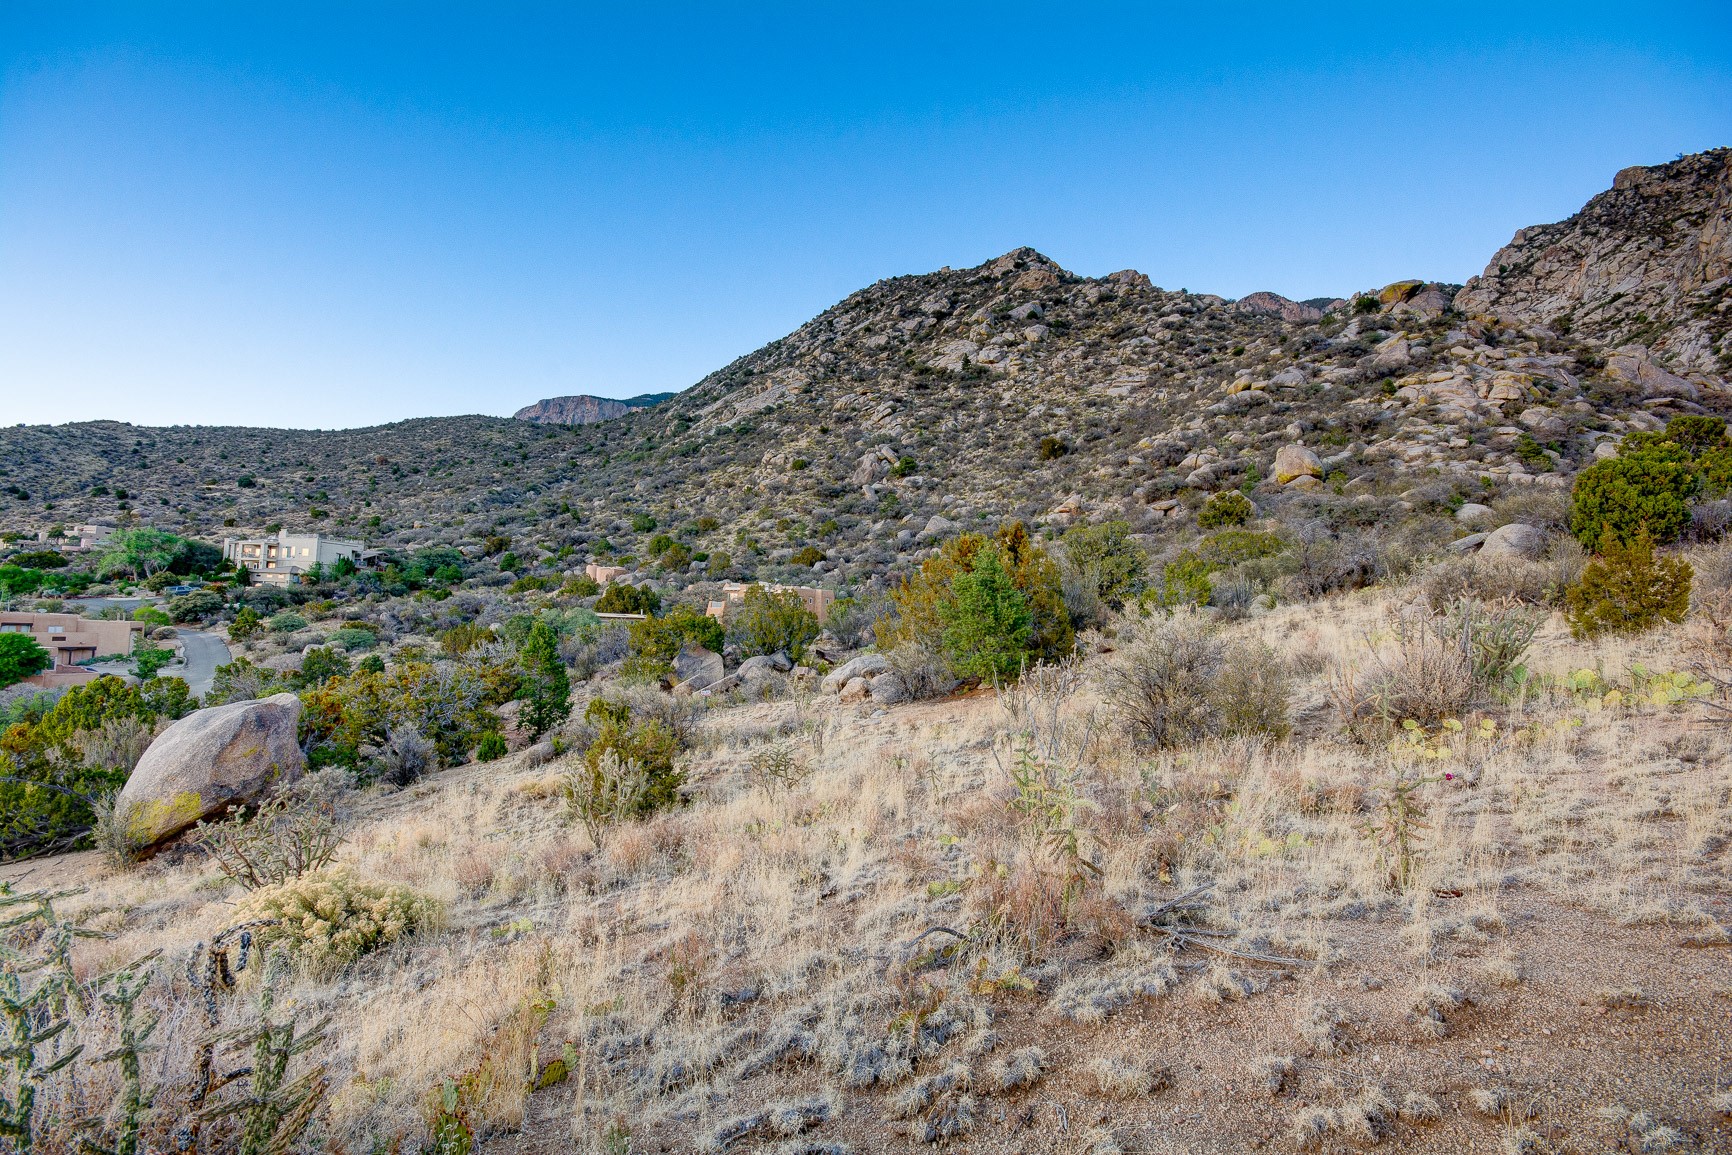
xmin=3 ymin=4 xmax=1729 ymax=429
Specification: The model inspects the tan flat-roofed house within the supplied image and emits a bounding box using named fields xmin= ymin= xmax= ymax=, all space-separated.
xmin=706 ymin=581 xmax=836 ymax=624
xmin=584 ymin=562 xmax=630 ymax=585
xmin=222 ymin=530 xmax=366 ymax=587
xmin=0 ymin=612 xmax=144 ymax=687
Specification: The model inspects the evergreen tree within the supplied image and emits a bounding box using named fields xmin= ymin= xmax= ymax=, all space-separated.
xmin=518 ymin=620 xmax=571 ymax=739
xmin=0 ymin=634 xmax=51 ymax=689
xmin=938 ymin=547 xmax=1033 ymax=683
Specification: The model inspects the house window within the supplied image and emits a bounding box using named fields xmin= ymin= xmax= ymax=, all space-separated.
xmin=47 ymin=626 xmax=64 ymax=634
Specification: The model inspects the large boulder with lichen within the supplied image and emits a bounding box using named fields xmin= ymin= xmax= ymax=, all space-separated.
xmin=1273 ymin=444 xmax=1323 ymax=485
xmin=116 ymin=693 xmax=304 ymax=846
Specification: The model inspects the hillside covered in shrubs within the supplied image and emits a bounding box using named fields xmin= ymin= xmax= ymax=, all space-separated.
xmin=1 ymin=148 xmax=1730 ymax=1154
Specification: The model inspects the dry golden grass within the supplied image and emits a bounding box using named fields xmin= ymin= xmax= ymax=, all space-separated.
xmin=8 ymin=584 xmax=1732 ymax=1153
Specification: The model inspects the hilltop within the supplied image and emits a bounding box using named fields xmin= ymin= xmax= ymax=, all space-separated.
xmin=514 ymin=393 xmax=678 ymax=425
xmin=3 ymin=151 xmax=1729 ymax=591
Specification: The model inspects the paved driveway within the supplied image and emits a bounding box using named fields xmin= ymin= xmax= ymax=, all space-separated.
xmin=174 ymin=629 xmax=231 ymax=698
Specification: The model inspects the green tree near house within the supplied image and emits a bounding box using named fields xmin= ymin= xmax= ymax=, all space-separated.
xmin=229 ymin=606 xmax=263 ymax=641
xmin=728 ymin=586 xmax=820 ymax=661
xmin=0 ymin=634 xmax=51 ymax=689
xmin=517 ymin=621 xmax=571 ymax=739
xmin=131 ymin=637 xmax=173 ymax=680
xmin=98 ymin=527 xmax=183 ymax=580
xmin=629 ymin=606 xmax=724 ymax=664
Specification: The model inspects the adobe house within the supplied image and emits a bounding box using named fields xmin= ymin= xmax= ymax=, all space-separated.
xmin=584 ymin=562 xmax=630 ymax=586
xmin=222 ymin=529 xmax=367 ymax=587
xmin=1 ymin=612 xmax=144 ymax=687
xmin=706 ymin=581 xmax=836 ymax=624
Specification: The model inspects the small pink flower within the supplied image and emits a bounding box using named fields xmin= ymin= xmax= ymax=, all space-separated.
xmin=1444 ymin=773 xmax=1454 ymax=780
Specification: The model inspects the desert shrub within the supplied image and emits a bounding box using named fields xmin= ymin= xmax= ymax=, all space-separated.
xmin=475 ymin=731 xmax=507 ymax=761
xmin=440 ymin=622 xmax=491 ymax=657
xmin=267 ymin=611 xmax=308 ymax=634
xmin=1279 ymin=530 xmax=1382 ymax=599
xmin=1343 ymin=611 xmax=1469 ymax=726
xmin=825 ymin=593 xmax=893 ymax=648
xmin=130 ymin=636 xmax=173 ymax=680
xmin=228 ymin=605 xmax=263 ymax=640
xmin=1417 ymin=540 xmax=1584 ymax=607
xmin=1038 ymin=436 xmax=1069 ymax=460
xmin=0 ymin=633 xmax=51 ymax=688
xmin=884 ymin=521 xmax=1072 ymax=677
xmin=884 ymin=640 xmax=953 ymax=700
xmin=1570 ymin=434 xmax=1700 ymax=547
xmin=728 ymin=584 xmax=820 ymax=661
xmin=1490 ymin=486 xmax=1573 ymax=532
xmin=1666 ymin=414 xmax=1729 ymax=456
xmin=295 ymin=645 xmax=351 ymax=689
xmin=630 ymin=605 xmax=725 ymax=663
xmin=299 ymin=659 xmax=500 ymax=768
xmin=167 ymin=588 xmax=223 ymax=622
xmin=790 ymin=545 xmax=826 ymax=567
xmin=582 ymin=697 xmax=683 ymax=813
xmin=368 ymin=724 xmax=436 ymax=787
xmin=1150 ymin=529 xmax=1289 ymax=608
xmin=1058 ymin=557 xmax=1105 ymax=630
xmin=0 ymin=676 xmax=168 ymax=858
xmin=234 ymin=868 xmax=440 ymax=973
xmin=561 ymin=747 xmax=648 ymax=849
xmin=1061 ymin=521 xmax=1147 ymax=610
xmin=328 ymin=626 xmax=377 ymax=652
xmin=1198 ymin=491 xmax=1255 ymax=529
xmin=595 ymin=583 xmax=661 ymax=616
xmin=566 ymin=623 xmax=631 ymax=680
xmin=1100 ymin=612 xmax=1289 ymax=748
xmin=562 ymin=574 xmax=601 ymax=597
xmin=193 ymin=786 xmax=346 ymax=889
xmin=1333 ymin=601 xmax=1534 ymax=727
xmin=204 ymin=656 xmax=281 ymax=706
xmin=1566 ymin=533 xmax=1693 ymax=638
xmin=630 ymin=513 xmax=658 ymax=533
xmin=131 ymin=605 xmax=172 ymax=628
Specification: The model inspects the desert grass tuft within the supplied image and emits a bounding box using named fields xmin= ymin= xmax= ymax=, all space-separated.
xmin=1294 ymin=998 xmax=1351 ymax=1055
xmin=1084 ymin=1055 xmax=1168 ymax=1099
xmin=1252 ymin=1054 xmax=1297 ymax=1095
xmin=987 ymin=1046 xmax=1047 ymax=1093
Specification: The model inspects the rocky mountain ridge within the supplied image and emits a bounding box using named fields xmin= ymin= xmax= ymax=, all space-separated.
xmin=2 ymin=149 xmax=1728 ymax=593
xmin=1455 ymin=147 xmax=1731 ymax=373
xmin=512 ymin=392 xmax=675 ymax=424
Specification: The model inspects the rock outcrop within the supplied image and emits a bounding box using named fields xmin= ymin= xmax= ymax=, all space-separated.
xmin=1234 ymin=292 xmax=1324 ymax=324
xmin=1455 ymin=148 xmax=1732 ymax=374
xmin=514 ymin=393 xmax=675 ymax=425
xmin=671 ymin=644 xmax=724 ymax=691
xmin=1479 ymin=523 xmax=1548 ymax=560
xmin=1273 ymin=444 xmax=1323 ymax=485
xmin=116 ymin=693 xmax=304 ymax=846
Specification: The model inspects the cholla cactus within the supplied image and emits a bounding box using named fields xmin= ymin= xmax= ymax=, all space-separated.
xmin=79 ymin=952 xmax=164 ymax=1155
xmin=0 ymin=883 xmax=105 ymax=1152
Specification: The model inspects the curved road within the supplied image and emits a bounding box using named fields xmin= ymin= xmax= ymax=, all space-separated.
xmin=174 ymin=629 xmax=231 ymax=698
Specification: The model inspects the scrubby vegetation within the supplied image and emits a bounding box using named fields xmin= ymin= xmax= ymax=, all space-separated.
xmin=4 ymin=153 xmax=1732 ymax=1152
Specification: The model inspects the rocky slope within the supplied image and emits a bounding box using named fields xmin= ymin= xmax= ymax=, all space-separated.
xmin=512 ymin=392 xmax=675 ymax=424
xmin=2 ymin=150 xmax=1729 ymax=590
xmin=1456 ymin=147 xmax=1732 ymax=373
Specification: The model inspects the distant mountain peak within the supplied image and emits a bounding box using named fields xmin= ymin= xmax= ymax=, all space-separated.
xmin=513 ymin=392 xmax=674 ymax=425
